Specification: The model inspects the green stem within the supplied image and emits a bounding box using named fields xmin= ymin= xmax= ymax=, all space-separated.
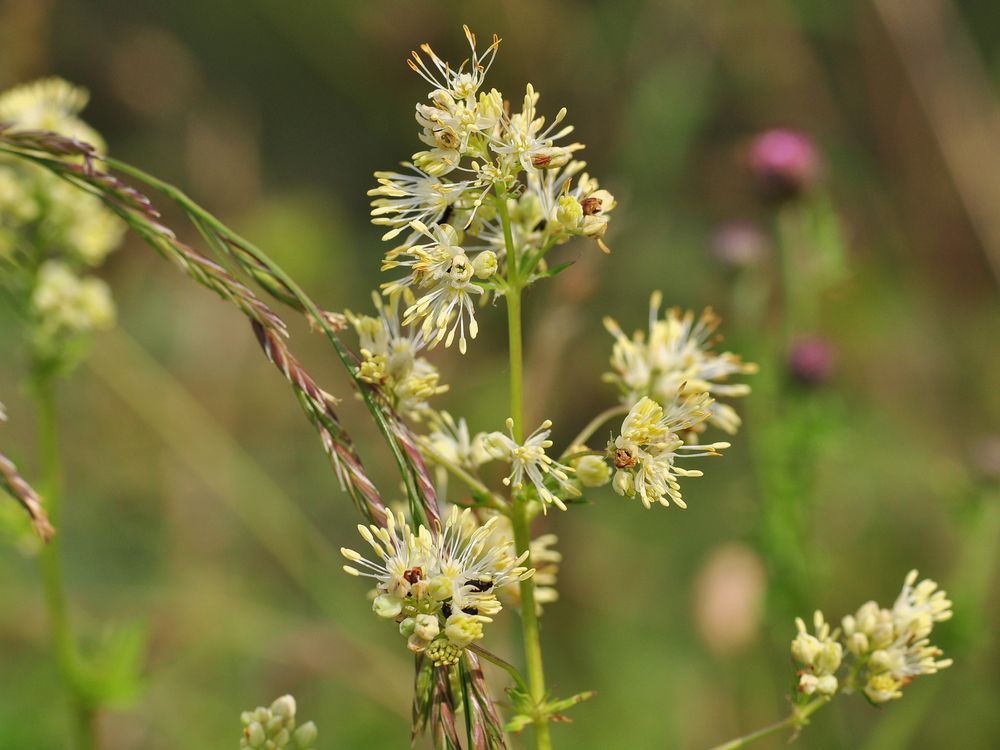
xmin=497 ymin=187 xmax=553 ymax=750
xmin=706 ymin=698 xmax=828 ymax=750
xmin=34 ymin=377 xmax=96 ymax=750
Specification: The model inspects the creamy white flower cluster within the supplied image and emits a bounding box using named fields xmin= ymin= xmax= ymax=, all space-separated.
xmin=369 ymin=27 xmax=616 ymax=354
xmin=610 ymin=396 xmax=730 ymax=509
xmin=483 ymin=418 xmax=580 ymax=511
xmin=341 ymin=508 xmax=532 ymax=666
xmin=0 ymin=78 xmax=123 ymax=360
xmin=791 ymin=571 xmax=953 ymax=703
xmin=604 ymin=292 xmax=757 ymax=436
xmin=420 ymin=411 xmax=585 ymax=513
xmin=240 ymin=695 xmax=317 ymax=750
xmin=346 ymin=293 xmax=448 ymax=419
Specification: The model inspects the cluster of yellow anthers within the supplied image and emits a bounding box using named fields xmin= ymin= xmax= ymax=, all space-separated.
xmin=792 ymin=571 xmax=953 ymax=703
xmin=0 ymin=79 xmax=122 ymax=347
xmin=341 ymin=508 xmax=533 ymax=667
xmin=367 ymin=26 xmax=615 ymax=355
xmin=346 ymin=292 xmax=448 ymax=420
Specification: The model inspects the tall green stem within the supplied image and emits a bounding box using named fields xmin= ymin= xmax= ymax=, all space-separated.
xmin=498 ymin=189 xmax=553 ymax=750
xmin=706 ymin=698 xmax=828 ymax=750
xmin=34 ymin=377 xmax=96 ymax=750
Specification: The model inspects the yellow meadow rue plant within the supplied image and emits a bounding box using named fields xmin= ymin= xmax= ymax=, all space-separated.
xmin=0 ymin=27 xmax=957 ymax=750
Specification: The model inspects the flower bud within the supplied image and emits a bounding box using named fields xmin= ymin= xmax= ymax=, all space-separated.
xmin=399 ymin=617 xmax=416 ymax=637
xmin=427 ymin=575 xmax=453 ymax=601
xmin=445 ymin=612 xmax=484 ymax=648
xmin=271 ymin=694 xmax=296 ymax=719
xmin=294 ymin=721 xmax=318 ymax=748
xmin=472 ymin=250 xmax=497 ymax=279
xmin=407 ymin=632 xmax=430 ymax=653
xmin=414 ymin=613 xmax=440 ymax=641
xmin=575 ymin=455 xmax=611 ymax=487
xmin=482 ymin=432 xmax=512 ymax=461
xmin=816 ymin=675 xmax=839 ymax=696
xmin=245 ymin=722 xmax=266 ymax=748
xmin=373 ymin=593 xmax=403 ymax=619
xmin=448 ymin=254 xmax=474 ymax=284
xmin=555 ymin=194 xmax=583 ymax=229
xmin=612 ymin=469 xmax=634 ymax=497
xmin=846 ymin=631 xmax=869 ymax=656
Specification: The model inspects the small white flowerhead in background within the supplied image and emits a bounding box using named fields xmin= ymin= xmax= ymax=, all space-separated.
xmin=611 ymin=395 xmax=729 ymax=509
xmin=604 ymin=292 xmax=756 ymax=435
xmin=484 ymin=418 xmax=580 ymax=511
xmin=0 ymin=77 xmax=102 ymax=147
xmin=31 ymin=261 xmax=115 ymax=337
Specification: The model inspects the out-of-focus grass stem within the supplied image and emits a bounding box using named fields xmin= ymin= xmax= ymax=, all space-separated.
xmin=34 ymin=376 xmax=96 ymax=750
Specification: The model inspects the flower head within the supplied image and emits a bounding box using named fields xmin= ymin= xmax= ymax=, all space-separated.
xmin=610 ymin=395 xmax=729 ymax=509
xmin=604 ymin=293 xmax=756 ymax=435
xmin=31 ymin=261 xmax=115 ymax=337
xmin=346 ymin=292 xmax=447 ymax=418
xmin=484 ymin=418 xmax=580 ymax=511
xmin=341 ymin=508 xmax=532 ymax=663
xmin=369 ymin=27 xmax=616 ymax=354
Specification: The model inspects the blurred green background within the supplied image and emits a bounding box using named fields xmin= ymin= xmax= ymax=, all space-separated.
xmin=2 ymin=0 xmax=1000 ymax=748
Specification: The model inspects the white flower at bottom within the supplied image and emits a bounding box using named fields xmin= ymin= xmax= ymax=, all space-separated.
xmin=484 ymin=418 xmax=580 ymax=511
xmin=341 ymin=508 xmax=532 ymax=665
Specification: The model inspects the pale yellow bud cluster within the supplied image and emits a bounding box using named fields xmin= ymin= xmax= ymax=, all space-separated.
xmin=791 ymin=611 xmax=843 ymax=696
xmin=239 ymin=695 xmax=317 ymax=750
xmin=787 ymin=571 xmax=953 ymax=707
xmin=841 ymin=570 xmax=953 ymax=704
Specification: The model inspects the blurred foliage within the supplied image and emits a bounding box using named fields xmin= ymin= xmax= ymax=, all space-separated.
xmin=1 ymin=0 xmax=999 ymax=748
